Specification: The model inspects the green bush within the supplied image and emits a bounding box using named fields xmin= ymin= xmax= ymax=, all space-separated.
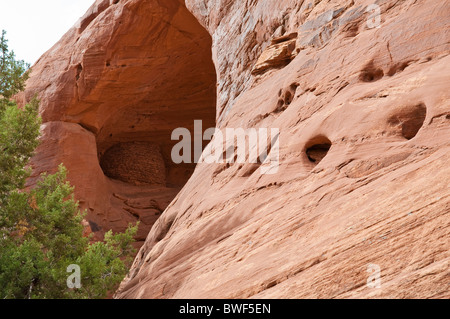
xmin=0 ymin=30 xmax=138 ymax=299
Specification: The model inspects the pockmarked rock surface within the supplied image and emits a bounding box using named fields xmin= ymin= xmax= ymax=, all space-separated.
xmin=22 ymin=0 xmax=449 ymax=298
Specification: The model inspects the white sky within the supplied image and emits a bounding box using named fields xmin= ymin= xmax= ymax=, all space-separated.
xmin=0 ymin=0 xmax=95 ymax=65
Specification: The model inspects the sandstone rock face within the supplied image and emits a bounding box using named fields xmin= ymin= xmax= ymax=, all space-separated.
xmin=115 ymin=0 xmax=450 ymax=298
xmin=24 ymin=0 xmax=449 ymax=298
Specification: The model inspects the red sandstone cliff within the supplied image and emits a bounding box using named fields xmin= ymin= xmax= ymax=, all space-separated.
xmin=22 ymin=0 xmax=449 ymax=298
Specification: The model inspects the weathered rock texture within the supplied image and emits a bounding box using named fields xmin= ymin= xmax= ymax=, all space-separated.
xmin=23 ymin=0 xmax=449 ymax=298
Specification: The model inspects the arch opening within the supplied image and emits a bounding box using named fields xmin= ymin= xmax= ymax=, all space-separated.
xmin=74 ymin=1 xmax=217 ymax=246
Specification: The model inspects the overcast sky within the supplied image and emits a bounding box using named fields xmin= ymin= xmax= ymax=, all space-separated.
xmin=0 ymin=0 xmax=95 ymax=65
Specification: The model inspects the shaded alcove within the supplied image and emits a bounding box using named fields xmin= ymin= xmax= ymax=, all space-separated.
xmin=70 ymin=0 xmax=218 ymax=244
xmin=93 ymin=3 xmax=217 ymax=190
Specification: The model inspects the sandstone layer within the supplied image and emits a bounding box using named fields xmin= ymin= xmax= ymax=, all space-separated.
xmin=23 ymin=0 xmax=449 ymax=298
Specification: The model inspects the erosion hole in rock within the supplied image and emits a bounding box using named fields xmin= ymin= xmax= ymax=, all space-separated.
xmin=387 ymin=61 xmax=411 ymax=77
xmin=305 ymin=136 xmax=332 ymax=165
xmin=388 ymin=103 xmax=427 ymax=140
xmin=359 ymin=61 xmax=384 ymax=83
